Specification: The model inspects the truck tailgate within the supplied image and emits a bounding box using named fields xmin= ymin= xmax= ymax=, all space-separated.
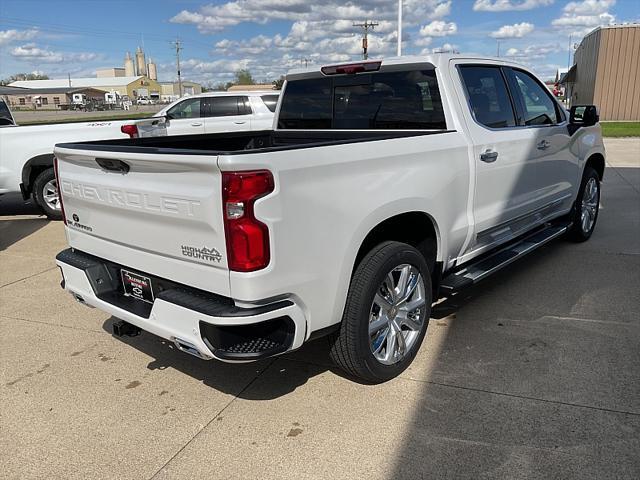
xmin=54 ymin=146 xmax=230 ymax=296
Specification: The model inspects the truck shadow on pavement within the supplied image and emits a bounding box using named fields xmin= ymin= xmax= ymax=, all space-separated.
xmin=0 ymin=193 xmax=48 ymax=251
xmin=102 ymin=316 xmax=332 ymax=399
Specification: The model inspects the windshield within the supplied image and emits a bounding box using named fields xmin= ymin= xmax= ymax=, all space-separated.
xmin=278 ymin=68 xmax=446 ymax=130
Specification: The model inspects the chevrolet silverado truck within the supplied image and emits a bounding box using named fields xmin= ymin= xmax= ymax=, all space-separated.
xmin=0 ymin=97 xmax=165 ymax=220
xmin=54 ymin=54 xmax=605 ymax=383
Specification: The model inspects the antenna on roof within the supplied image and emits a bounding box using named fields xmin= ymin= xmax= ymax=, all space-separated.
xmin=68 ymin=73 xmax=71 ymax=88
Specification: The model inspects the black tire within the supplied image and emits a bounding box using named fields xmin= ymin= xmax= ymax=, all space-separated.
xmin=567 ymin=166 xmax=600 ymax=242
xmin=329 ymin=241 xmax=432 ymax=383
xmin=32 ymin=167 xmax=63 ymax=220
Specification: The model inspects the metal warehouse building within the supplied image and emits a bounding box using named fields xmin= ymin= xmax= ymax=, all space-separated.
xmin=564 ymin=24 xmax=640 ymax=121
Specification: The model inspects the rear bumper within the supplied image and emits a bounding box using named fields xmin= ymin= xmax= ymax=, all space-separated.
xmin=56 ymin=248 xmax=307 ymax=362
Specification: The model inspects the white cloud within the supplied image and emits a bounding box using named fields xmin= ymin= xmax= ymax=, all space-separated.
xmin=431 ymin=43 xmax=459 ymax=53
xmin=0 ymin=28 xmax=39 ymax=46
xmin=490 ymin=22 xmax=535 ymax=38
xmin=166 ymin=0 xmax=458 ymax=85
xmin=419 ymin=21 xmax=458 ymax=37
xmin=503 ymin=44 xmax=563 ymax=59
xmin=473 ymin=0 xmax=554 ymax=11
xmin=552 ymin=0 xmax=615 ymax=34
xmin=10 ymin=43 xmax=98 ymax=64
xmin=171 ymin=0 xmax=453 ymax=32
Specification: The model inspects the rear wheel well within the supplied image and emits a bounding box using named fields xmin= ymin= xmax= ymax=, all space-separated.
xmin=355 ymin=212 xmax=439 ymax=280
xmin=586 ymin=153 xmax=605 ymax=181
xmin=22 ymin=154 xmax=55 ymax=196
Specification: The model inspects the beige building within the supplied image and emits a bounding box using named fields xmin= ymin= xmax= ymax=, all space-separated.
xmin=565 ymin=24 xmax=640 ymax=120
xmin=9 ymin=76 xmax=163 ymax=100
xmin=96 ymin=68 xmax=125 ymax=78
xmin=159 ymin=81 xmax=203 ymax=100
xmin=227 ymin=84 xmax=276 ymax=91
xmin=4 ymin=87 xmax=106 ymax=109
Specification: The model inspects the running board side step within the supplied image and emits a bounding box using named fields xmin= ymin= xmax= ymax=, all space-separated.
xmin=440 ymin=223 xmax=570 ymax=294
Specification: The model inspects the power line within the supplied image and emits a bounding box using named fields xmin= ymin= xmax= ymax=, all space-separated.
xmin=353 ymin=20 xmax=379 ymax=60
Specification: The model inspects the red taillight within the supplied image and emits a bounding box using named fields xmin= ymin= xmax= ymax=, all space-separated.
xmin=121 ymin=124 xmax=139 ymax=138
xmin=53 ymin=157 xmax=67 ymax=225
xmin=222 ymin=170 xmax=274 ymax=272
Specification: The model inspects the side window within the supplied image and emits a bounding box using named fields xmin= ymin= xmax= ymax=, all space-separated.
xmin=207 ymin=96 xmax=247 ymax=117
xmin=261 ymin=94 xmax=279 ymax=113
xmin=509 ymin=69 xmax=560 ymax=126
xmin=167 ymin=97 xmax=201 ymax=119
xmin=459 ymin=66 xmax=516 ymax=129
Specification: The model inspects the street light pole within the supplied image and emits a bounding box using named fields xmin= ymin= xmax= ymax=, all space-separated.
xmin=397 ymin=0 xmax=403 ymax=56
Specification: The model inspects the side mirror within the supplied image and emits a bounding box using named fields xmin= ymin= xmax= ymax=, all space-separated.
xmin=570 ymin=105 xmax=599 ymax=127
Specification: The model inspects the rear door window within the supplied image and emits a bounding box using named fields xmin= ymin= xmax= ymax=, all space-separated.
xmin=459 ymin=66 xmax=516 ymax=129
xmin=261 ymin=94 xmax=279 ymax=112
xmin=278 ymin=69 xmax=446 ymax=130
xmin=205 ymin=96 xmax=250 ymax=117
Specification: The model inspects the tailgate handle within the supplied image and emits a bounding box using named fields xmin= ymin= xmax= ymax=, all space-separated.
xmin=96 ymin=158 xmax=130 ymax=173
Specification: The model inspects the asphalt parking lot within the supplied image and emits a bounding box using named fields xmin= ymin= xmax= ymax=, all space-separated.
xmin=1 ymin=138 xmax=639 ymax=480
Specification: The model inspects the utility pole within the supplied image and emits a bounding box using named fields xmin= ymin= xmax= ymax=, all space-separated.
xmin=496 ymin=40 xmax=501 ymax=57
xmin=567 ymin=34 xmax=573 ymax=70
xmin=172 ymin=38 xmax=183 ymax=97
xmin=397 ymin=0 xmax=403 ymax=56
xmin=301 ymin=57 xmax=310 ymax=68
xmin=353 ymin=20 xmax=379 ymax=60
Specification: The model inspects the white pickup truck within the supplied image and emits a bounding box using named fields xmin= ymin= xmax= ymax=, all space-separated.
xmin=54 ymin=54 xmax=605 ymax=383
xmin=0 ymin=98 xmax=165 ymax=219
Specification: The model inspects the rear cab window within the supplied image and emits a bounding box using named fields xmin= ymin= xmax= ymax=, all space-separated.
xmin=278 ymin=67 xmax=446 ymax=130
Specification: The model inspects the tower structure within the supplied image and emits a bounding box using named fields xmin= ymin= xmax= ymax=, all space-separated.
xmin=124 ymin=52 xmax=135 ymax=77
xmin=135 ymin=46 xmax=147 ymax=76
xmin=147 ymin=57 xmax=158 ymax=81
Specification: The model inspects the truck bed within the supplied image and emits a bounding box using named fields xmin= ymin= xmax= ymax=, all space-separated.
xmin=56 ymin=129 xmax=452 ymax=156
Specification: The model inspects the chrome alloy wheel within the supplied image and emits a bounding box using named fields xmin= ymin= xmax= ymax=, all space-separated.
xmin=580 ymin=177 xmax=598 ymax=234
xmin=42 ymin=179 xmax=61 ymax=211
xmin=369 ymin=264 xmax=427 ymax=365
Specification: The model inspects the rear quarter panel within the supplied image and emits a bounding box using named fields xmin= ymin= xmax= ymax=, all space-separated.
xmin=218 ymin=131 xmax=470 ymax=334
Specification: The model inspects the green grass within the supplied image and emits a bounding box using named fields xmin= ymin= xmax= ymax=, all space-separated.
xmin=18 ymin=112 xmax=154 ymax=126
xmin=600 ymin=122 xmax=640 ymax=138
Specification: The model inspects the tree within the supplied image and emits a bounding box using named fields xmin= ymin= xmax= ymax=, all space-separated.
xmin=234 ymin=69 xmax=255 ymax=85
xmin=1 ymin=72 xmax=49 ymax=85
xmin=272 ymin=76 xmax=285 ymax=90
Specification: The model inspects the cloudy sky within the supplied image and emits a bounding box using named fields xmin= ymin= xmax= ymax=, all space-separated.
xmin=0 ymin=0 xmax=638 ymax=84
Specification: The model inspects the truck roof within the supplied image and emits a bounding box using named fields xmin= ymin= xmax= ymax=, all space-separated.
xmin=286 ymin=53 xmax=528 ymax=79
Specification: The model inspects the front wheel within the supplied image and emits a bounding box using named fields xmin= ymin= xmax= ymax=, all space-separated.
xmin=329 ymin=241 xmax=432 ymax=383
xmin=567 ymin=166 xmax=600 ymax=242
xmin=32 ymin=167 xmax=63 ymax=220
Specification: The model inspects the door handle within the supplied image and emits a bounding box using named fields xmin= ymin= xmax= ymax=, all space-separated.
xmin=480 ymin=150 xmax=498 ymax=163
xmin=234 ymin=121 xmax=247 ymax=124
xmin=537 ymin=140 xmax=551 ymax=150
xmin=191 ymin=122 xmax=203 ymax=127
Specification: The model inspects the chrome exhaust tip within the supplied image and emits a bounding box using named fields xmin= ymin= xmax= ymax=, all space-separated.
xmin=172 ymin=337 xmax=211 ymax=360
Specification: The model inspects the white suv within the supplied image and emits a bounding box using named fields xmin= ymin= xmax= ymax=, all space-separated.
xmin=155 ymin=91 xmax=279 ymax=136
